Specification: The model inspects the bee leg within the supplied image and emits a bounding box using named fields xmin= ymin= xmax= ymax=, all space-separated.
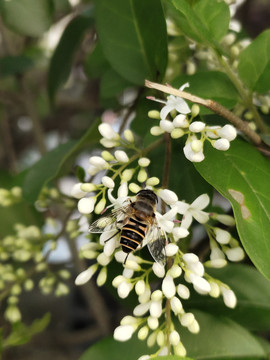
xmin=104 ymin=229 xmax=121 ymax=243
xmin=123 ymin=253 xmax=129 ymax=264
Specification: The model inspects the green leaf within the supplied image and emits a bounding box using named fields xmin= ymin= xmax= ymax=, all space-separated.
xmin=172 ymin=71 xmax=239 ymax=113
xmin=0 ymin=0 xmax=53 ymax=37
xmin=84 ymin=42 xmax=110 ymax=79
xmin=100 ymin=68 xmax=132 ymax=99
xmin=195 ymin=140 xmax=270 ymax=280
xmin=171 ymin=0 xmax=229 ymax=54
xmin=0 ymin=55 xmax=34 ymax=77
xmin=3 ymin=313 xmax=50 ymax=348
xmin=179 ymin=310 xmax=266 ymax=359
xmin=238 ymin=29 xmax=270 ymax=93
xmin=95 ymin=0 xmax=168 ymax=85
xmin=22 ymin=120 xmax=100 ymax=203
xmin=48 ymin=11 xmax=94 ymax=103
xmin=188 ymin=264 xmax=270 ymax=331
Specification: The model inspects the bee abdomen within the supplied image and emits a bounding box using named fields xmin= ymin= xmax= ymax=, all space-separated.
xmin=120 ymin=218 xmax=147 ymax=253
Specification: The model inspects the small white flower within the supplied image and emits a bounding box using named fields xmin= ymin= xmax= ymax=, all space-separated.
xmin=172 ymin=226 xmax=189 ymax=240
xmin=156 ymin=207 xmax=178 ymax=233
xmin=213 ymin=138 xmax=230 ymax=151
xmin=114 ymin=150 xmax=129 ymax=163
xmin=217 ymin=124 xmax=237 ymax=141
xmin=78 ymin=197 xmax=95 ymax=214
xmin=220 ymin=286 xmax=237 ymax=308
xmin=113 ymin=324 xmax=135 ymax=341
xmin=176 ymin=194 xmax=210 ymax=229
xmin=183 ymin=137 xmax=205 ymax=162
xmin=189 ymin=121 xmax=205 ymax=133
xmin=162 ymin=275 xmax=176 ymax=299
xmin=101 ymin=176 xmax=115 ymax=189
xmin=159 ymin=83 xmax=191 ymax=120
xmin=108 ymin=183 xmax=129 ymax=209
xmin=173 ymin=114 xmax=189 ymax=128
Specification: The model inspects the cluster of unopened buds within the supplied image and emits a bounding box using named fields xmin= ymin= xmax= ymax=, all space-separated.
xmin=148 ymin=83 xmax=237 ymax=162
xmin=72 ymin=121 xmax=243 ymax=357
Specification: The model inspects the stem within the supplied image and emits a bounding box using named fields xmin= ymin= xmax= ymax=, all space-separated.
xmin=145 ymin=80 xmax=262 ymax=146
xmin=218 ymin=56 xmax=269 ymax=134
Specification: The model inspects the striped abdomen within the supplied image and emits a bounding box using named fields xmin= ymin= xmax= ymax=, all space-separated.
xmin=120 ymin=217 xmax=147 ymax=253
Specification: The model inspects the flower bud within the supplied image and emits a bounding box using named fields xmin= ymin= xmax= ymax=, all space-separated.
xmin=101 ymin=150 xmax=115 ymax=161
xmin=75 ymin=264 xmax=98 ymax=285
xmin=172 ymin=227 xmax=189 ymax=240
xmin=189 ymin=121 xmax=205 ymax=133
xmin=170 ymin=296 xmax=183 ymax=314
xmin=97 ymin=252 xmax=111 ymax=266
xmin=138 ymin=157 xmax=150 ymax=167
xmin=225 ymin=247 xmax=245 ymax=261
xmin=151 ymin=290 xmax=163 ymax=301
xmin=168 ymin=265 xmax=182 ymax=278
xmin=150 ymin=301 xmax=162 ymax=318
xmin=191 ymin=139 xmax=203 ymax=152
xmin=89 ymin=156 xmax=108 ymax=168
xmin=150 ymin=126 xmax=164 ymax=136
xmin=152 ymin=262 xmax=165 ymax=278
xmin=173 ymin=114 xmax=189 ymax=128
xmin=123 ymin=129 xmax=134 ymax=143
xmin=117 ymin=281 xmax=132 ymax=299
xmin=95 ymin=198 xmax=106 ymax=214
xmin=214 ymin=214 xmax=235 ymax=226
xmin=191 ymin=104 xmax=200 ymax=117
xmin=113 ymin=324 xmax=135 ymax=341
xmin=133 ymin=302 xmax=150 ymax=316
xmin=220 ymin=286 xmax=237 ymax=308
xmin=180 ymin=312 xmax=195 ymax=327
xmin=122 ymin=169 xmax=134 ymax=182
xmin=80 ymin=183 xmax=97 ymax=192
xmin=101 ymin=176 xmax=115 ymax=189
xmin=165 ymin=243 xmax=179 ymax=257
xmin=148 ymin=110 xmax=160 ymax=119
xmin=78 ymin=197 xmax=95 ymax=214
xmin=162 ymin=275 xmax=176 ymax=299
xmin=169 ymin=330 xmax=180 ymax=346
xmin=115 ymin=150 xmax=129 ymax=163
xmin=99 ymin=123 xmax=119 ymax=140
xmin=96 ymin=267 xmax=107 ymax=286
xmin=218 ymin=124 xmax=237 ymax=141
xmin=160 ymin=120 xmax=174 ymax=133
xmin=146 ymin=177 xmax=160 ymax=186
xmin=135 ymin=280 xmax=146 ymax=295
xmin=174 ymin=342 xmax=187 ymax=357
xmin=188 ymin=319 xmax=200 ymax=334
xmin=138 ymin=326 xmax=149 ymax=340
xmin=213 ymin=138 xmax=230 ymax=151
xmin=147 ymin=316 xmax=159 ymax=329
xmin=209 ymin=281 xmax=220 ymax=298
xmin=71 ymin=183 xmax=87 ymax=199
xmin=177 ymin=284 xmax=190 ymax=299
xmin=137 ymin=169 xmax=147 ymax=183
xmin=214 ymin=228 xmax=231 ymax=244
xmin=171 ymin=128 xmax=185 ymax=139
xmin=129 ymin=182 xmax=141 ymax=194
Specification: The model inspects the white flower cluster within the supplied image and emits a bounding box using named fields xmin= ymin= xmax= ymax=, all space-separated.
xmin=148 ymin=83 xmax=237 ymax=162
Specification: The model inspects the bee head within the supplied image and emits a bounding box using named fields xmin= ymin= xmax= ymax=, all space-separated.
xmin=136 ymin=189 xmax=158 ymax=204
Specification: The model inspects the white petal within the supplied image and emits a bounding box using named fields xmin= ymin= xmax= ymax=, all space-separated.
xmin=176 ymin=201 xmax=190 ymax=214
xmin=172 ymin=227 xmax=189 ymax=240
xmin=158 ymin=189 xmax=178 ymax=205
xmin=191 ymin=194 xmax=210 ymax=210
xmin=191 ymin=210 xmax=209 ymax=224
xmin=181 ymin=212 xmax=193 ymax=229
xmin=160 ymin=104 xmax=175 ymax=120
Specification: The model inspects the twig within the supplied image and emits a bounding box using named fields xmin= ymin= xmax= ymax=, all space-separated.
xmin=145 ymin=80 xmax=262 ymax=146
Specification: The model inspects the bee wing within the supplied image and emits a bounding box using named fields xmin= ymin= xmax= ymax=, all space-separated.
xmin=146 ymin=223 xmax=167 ymax=266
xmin=89 ymin=204 xmax=133 ymax=233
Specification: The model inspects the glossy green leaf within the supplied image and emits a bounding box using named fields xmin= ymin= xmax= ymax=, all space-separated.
xmin=188 ymin=264 xmax=270 ymax=331
xmin=172 ymin=71 xmax=239 ymax=113
xmin=48 ymin=11 xmax=94 ymax=103
xmin=3 ymin=313 xmax=50 ymax=348
xmin=0 ymin=0 xmax=53 ymax=37
xmin=179 ymin=310 xmax=266 ymax=359
xmin=171 ymin=0 xmax=229 ymax=54
xmin=84 ymin=42 xmax=110 ymax=79
xmin=22 ymin=120 xmax=100 ymax=203
xmin=95 ymin=0 xmax=168 ymax=85
xmin=195 ymin=140 xmax=270 ymax=280
xmin=238 ymin=29 xmax=270 ymax=93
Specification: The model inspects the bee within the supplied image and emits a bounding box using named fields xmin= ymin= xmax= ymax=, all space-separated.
xmin=89 ymin=189 xmax=166 ymax=265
